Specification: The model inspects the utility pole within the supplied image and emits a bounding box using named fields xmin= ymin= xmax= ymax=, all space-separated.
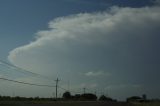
xmin=83 ymin=87 xmax=86 ymax=94
xmin=55 ymin=78 xmax=60 ymax=99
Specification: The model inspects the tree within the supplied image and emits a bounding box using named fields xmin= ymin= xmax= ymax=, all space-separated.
xmin=142 ymin=94 xmax=147 ymax=100
xmin=63 ymin=91 xmax=71 ymax=99
xmin=99 ymin=95 xmax=113 ymax=101
xmin=126 ymin=96 xmax=142 ymax=102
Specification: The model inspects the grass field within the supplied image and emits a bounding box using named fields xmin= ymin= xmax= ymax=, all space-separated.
xmin=0 ymin=101 xmax=133 ymax=106
xmin=133 ymin=102 xmax=160 ymax=106
xmin=1 ymin=100 xmax=159 ymax=106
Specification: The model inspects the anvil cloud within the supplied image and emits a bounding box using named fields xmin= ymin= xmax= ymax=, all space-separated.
xmin=8 ymin=5 xmax=160 ymax=99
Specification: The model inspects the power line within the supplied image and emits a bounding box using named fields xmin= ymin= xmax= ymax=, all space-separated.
xmin=0 ymin=60 xmax=38 ymax=76
xmin=0 ymin=77 xmax=56 ymax=87
xmin=0 ymin=60 xmax=56 ymax=82
xmin=0 ymin=60 xmax=100 ymax=96
xmin=0 ymin=76 xmax=97 ymax=97
xmin=58 ymin=86 xmax=82 ymax=94
xmin=0 ymin=60 xmax=82 ymax=94
xmin=58 ymin=86 xmax=67 ymax=91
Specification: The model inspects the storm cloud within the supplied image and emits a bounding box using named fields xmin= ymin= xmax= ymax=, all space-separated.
xmin=8 ymin=5 xmax=160 ymax=99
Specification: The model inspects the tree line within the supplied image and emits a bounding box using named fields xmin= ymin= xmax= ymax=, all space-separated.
xmin=0 ymin=91 xmax=116 ymax=102
xmin=62 ymin=91 xmax=116 ymax=101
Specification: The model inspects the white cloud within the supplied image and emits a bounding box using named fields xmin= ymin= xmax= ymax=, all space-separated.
xmin=7 ymin=5 xmax=160 ymax=99
xmin=85 ymin=71 xmax=110 ymax=77
xmin=85 ymin=71 xmax=103 ymax=77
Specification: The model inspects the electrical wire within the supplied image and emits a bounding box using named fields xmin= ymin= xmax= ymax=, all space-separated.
xmin=58 ymin=86 xmax=82 ymax=94
xmin=0 ymin=60 xmax=98 ymax=95
xmin=0 ymin=77 xmax=56 ymax=87
xmin=0 ymin=60 xmax=56 ymax=82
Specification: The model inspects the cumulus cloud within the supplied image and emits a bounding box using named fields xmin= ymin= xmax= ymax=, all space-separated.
xmin=8 ymin=5 xmax=160 ymax=98
xmin=85 ymin=71 xmax=103 ymax=77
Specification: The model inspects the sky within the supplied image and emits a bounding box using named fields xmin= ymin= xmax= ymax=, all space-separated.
xmin=0 ymin=0 xmax=160 ymax=101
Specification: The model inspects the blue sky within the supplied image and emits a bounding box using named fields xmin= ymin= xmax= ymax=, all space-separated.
xmin=0 ymin=0 xmax=105 ymax=60
xmin=0 ymin=0 xmax=154 ymax=60
xmin=0 ymin=0 xmax=160 ymax=100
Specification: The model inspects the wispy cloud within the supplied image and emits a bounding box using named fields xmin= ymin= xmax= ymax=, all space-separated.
xmin=85 ymin=71 xmax=110 ymax=77
xmin=85 ymin=71 xmax=103 ymax=77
